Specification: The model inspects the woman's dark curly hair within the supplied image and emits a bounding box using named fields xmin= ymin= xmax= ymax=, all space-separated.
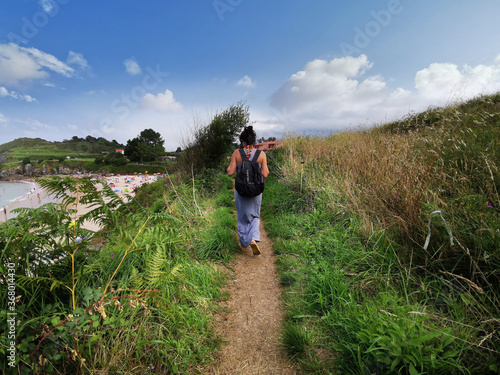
xmin=239 ymin=126 xmax=256 ymax=146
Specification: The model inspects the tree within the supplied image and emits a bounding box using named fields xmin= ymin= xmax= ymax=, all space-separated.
xmin=104 ymin=151 xmax=129 ymax=166
xmin=257 ymin=136 xmax=277 ymax=143
xmin=94 ymin=156 xmax=105 ymax=165
xmin=125 ymin=129 xmax=165 ymax=163
xmin=181 ymin=102 xmax=250 ymax=172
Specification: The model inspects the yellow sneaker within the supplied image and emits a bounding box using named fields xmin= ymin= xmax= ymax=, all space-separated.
xmin=250 ymin=241 xmax=261 ymax=255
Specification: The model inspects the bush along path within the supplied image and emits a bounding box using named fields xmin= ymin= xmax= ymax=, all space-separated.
xmin=201 ymin=206 xmax=300 ymax=373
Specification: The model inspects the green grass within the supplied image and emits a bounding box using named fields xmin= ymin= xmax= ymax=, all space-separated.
xmin=0 ymin=137 xmax=123 ymax=163
xmin=8 ymin=147 xmax=102 ymax=160
xmin=262 ymin=173 xmax=490 ymax=374
xmin=261 ymin=93 xmax=500 ymax=374
xmin=0 ymin=173 xmax=237 ymax=373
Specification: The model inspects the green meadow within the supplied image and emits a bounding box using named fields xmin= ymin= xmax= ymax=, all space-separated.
xmin=0 ymin=137 xmax=121 ymax=164
xmin=0 ymin=93 xmax=499 ymax=374
xmin=8 ymin=147 xmax=102 ymax=161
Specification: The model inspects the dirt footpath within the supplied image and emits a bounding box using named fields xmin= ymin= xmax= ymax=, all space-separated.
xmin=200 ymin=220 xmax=301 ymax=374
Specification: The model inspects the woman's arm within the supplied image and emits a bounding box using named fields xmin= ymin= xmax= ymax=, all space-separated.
xmin=260 ymin=152 xmax=270 ymax=178
xmin=226 ymin=149 xmax=238 ymax=176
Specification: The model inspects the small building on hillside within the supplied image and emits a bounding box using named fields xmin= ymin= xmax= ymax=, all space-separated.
xmin=255 ymin=140 xmax=284 ymax=151
xmin=115 ymin=149 xmax=125 ymax=154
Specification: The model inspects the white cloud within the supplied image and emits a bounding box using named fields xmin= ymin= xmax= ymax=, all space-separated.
xmin=21 ymin=46 xmax=74 ymax=77
xmin=269 ymin=54 xmax=500 ymax=132
xmin=0 ymin=44 xmax=48 ymax=85
xmin=24 ymin=118 xmax=55 ymax=131
xmin=0 ymin=43 xmax=74 ymax=86
xmin=0 ymin=113 xmax=66 ymax=144
xmin=39 ymin=0 xmax=54 ymax=13
xmin=84 ymin=109 xmax=188 ymax=151
xmin=415 ymin=62 xmax=500 ymax=100
xmin=270 ymin=55 xmax=376 ymax=114
xmin=67 ymin=51 xmax=90 ymax=71
xmin=0 ymin=86 xmax=37 ymax=102
xmin=124 ymin=59 xmax=142 ymax=75
xmin=237 ymin=75 xmax=256 ymax=88
xmin=140 ymin=89 xmax=183 ymax=112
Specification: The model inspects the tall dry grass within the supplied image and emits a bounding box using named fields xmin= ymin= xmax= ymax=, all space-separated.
xmin=279 ymin=94 xmax=499 ymax=285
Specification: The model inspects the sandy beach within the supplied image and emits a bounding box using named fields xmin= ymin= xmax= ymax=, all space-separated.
xmin=77 ymin=174 xmax=159 ymax=231
xmin=1 ymin=174 xmax=159 ymax=231
xmin=1 ymin=180 xmax=57 ymax=222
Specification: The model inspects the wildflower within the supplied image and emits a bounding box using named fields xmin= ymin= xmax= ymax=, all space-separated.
xmin=110 ymin=253 xmax=114 ymax=258
xmin=94 ymin=301 xmax=107 ymax=319
xmin=277 ymin=180 xmax=280 ymax=183
xmin=488 ymin=205 xmax=493 ymax=208
xmin=114 ymin=300 xmax=123 ymax=312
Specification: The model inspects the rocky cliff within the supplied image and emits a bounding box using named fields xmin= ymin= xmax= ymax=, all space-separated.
xmin=0 ymin=163 xmax=81 ymax=180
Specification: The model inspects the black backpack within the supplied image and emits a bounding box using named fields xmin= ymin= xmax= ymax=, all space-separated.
xmin=235 ymin=148 xmax=265 ymax=197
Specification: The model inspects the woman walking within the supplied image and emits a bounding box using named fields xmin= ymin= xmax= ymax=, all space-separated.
xmin=226 ymin=126 xmax=269 ymax=255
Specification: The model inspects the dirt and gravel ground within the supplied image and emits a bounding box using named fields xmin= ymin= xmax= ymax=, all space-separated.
xmin=200 ymin=219 xmax=302 ymax=374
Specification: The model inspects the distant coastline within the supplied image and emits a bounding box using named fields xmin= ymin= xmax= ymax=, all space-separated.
xmin=1 ymin=173 xmax=158 ymax=229
xmin=0 ymin=179 xmax=56 ymax=222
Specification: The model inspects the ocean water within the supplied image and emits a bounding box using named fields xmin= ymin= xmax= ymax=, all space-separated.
xmin=0 ymin=180 xmax=60 ymax=221
xmin=0 ymin=180 xmax=37 ymax=208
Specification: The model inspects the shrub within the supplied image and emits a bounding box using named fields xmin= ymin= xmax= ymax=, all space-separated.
xmin=179 ymin=102 xmax=250 ymax=174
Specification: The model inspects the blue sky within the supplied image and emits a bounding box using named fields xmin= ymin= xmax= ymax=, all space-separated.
xmin=1 ymin=0 xmax=500 ymax=151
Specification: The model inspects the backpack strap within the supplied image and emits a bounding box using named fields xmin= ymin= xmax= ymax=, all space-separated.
xmin=238 ymin=148 xmax=248 ymax=161
xmin=239 ymin=148 xmax=260 ymax=161
xmin=252 ymin=149 xmax=261 ymax=162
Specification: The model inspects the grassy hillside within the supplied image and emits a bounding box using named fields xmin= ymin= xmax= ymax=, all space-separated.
xmin=0 ymin=137 xmax=52 ymax=152
xmin=261 ymin=93 xmax=499 ymax=373
xmin=0 ymin=137 xmax=124 ymax=163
